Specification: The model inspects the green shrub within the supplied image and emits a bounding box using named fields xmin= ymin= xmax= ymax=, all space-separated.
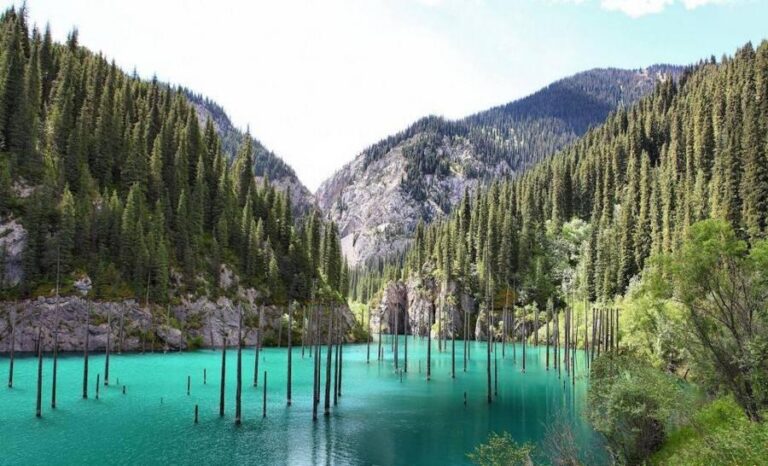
xmin=653 ymin=396 xmax=768 ymax=465
xmin=467 ymin=432 xmax=534 ymax=466
xmin=186 ymin=335 xmax=204 ymax=350
xmin=587 ymin=353 xmax=688 ymax=464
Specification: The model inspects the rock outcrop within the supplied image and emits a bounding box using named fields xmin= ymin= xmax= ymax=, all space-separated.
xmin=376 ymin=277 xmax=551 ymax=342
xmin=375 ymin=277 xmax=475 ymax=339
xmin=0 ymin=295 xmax=357 ymax=353
xmin=0 ymin=217 xmax=26 ymax=287
xmin=316 ymin=134 xmax=483 ymax=267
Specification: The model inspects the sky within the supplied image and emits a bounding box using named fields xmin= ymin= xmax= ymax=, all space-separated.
xmin=6 ymin=0 xmax=768 ymax=191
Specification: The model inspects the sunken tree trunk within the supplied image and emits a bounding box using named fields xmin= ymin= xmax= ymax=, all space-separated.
xmin=366 ymin=306 xmax=371 ymax=364
xmin=324 ymin=307 xmax=333 ymax=416
xmin=7 ymin=317 xmax=14 ymax=388
xmin=287 ymin=304 xmax=293 ymax=406
xmin=83 ymin=306 xmax=90 ymax=399
xmin=219 ymin=337 xmax=227 ymax=417
xmin=254 ymin=305 xmax=263 ymax=387
xmin=487 ymin=304 xmax=492 ymax=403
xmin=235 ymin=309 xmax=243 ymax=426
xmin=36 ymin=328 xmax=43 ymax=418
xmin=104 ymin=311 xmax=111 ymax=386
xmin=427 ymin=295 xmax=433 ymax=381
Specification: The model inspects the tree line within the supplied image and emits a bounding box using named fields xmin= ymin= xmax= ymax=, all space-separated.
xmin=0 ymin=6 xmax=347 ymax=303
xmin=373 ymin=40 xmax=768 ymax=311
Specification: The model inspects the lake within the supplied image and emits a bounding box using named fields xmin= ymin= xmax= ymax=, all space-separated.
xmin=1 ymin=337 xmax=604 ymax=465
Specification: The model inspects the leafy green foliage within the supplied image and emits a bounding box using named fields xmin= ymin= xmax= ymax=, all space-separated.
xmin=652 ymin=396 xmax=768 ymax=465
xmin=587 ymin=354 xmax=689 ymax=464
xmin=647 ymin=219 xmax=768 ymax=422
xmin=467 ymin=432 xmax=534 ymax=466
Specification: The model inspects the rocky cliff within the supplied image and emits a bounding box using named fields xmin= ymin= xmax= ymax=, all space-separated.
xmin=0 ymin=295 xmax=357 ymax=353
xmin=0 ymin=217 xmax=25 ymax=287
xmin=374 ymin=277 xmax=547 ymax=342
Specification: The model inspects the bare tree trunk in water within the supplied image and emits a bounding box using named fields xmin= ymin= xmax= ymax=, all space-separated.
xmin=83 ymin=304 xmax=90 ymax=399
xmin=8 ymin=313 xmax=15 ymax=388
xmin=104 ymin=310 xmax=111 ymax=386
xmin=219 ymin=336 xmax=227 ymax=417
xmin=334 ymin=309 xmax=340 ymax=405
xmin=52 ymin=304 xmax=60 ymax=408
xmin=487 ymin=305 xmax=492 ymax=403
xmin=52 ymin=260 xmax=60 ymax=407
xmin=339 ymin=311 xmax=344 ymax=398
xmin=522 ymin=307 xmax=527 ymax=373
xmin=427 ymin=295 xmax=433 ymax=381
xmin=312 ymin=306 xmax=319 ymax=422
xmin=36 ymin=328 xmax=43 ymax=417
xmin=301 ymin=305 xmax=306 ymax=358
xmin=287 ymin=303 xmax=293 ymax=407
xmin=451 ymin=312 xmax=456 ymax=379
xmin=254 ymin=305 xmax=263 ymax=387
xmin=392 ymin=306 xmax=400 ymax=371
xmin=324 ymin=307 xmax=333 ymax=416
xmin=235 ymin=308 xmax=242 ymax=425
xmin=546 ymin=309 xmax=550 ymax=371
xmin=403 ymin=306 xmax=408 ymax=373
xmin=262 ymin=371 xmax=268 ymax=418
xmin=463 ymin=305 xmax=468 ymax=372
xmin=378 ymin=309 xmax=383 ymax=362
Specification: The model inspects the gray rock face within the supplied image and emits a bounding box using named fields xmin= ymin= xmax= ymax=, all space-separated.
xmin=376 ymin=277 xmax=476 ymax=339
xmin=377 ymin=277 xmax=550 ymax=342
xmin=0 ymin=217 xmax=26 ymax=286
xmin=0 ymin=296 xmax=356 ymax=353
xmin=316 ymin=135 xmax=484 ymax=267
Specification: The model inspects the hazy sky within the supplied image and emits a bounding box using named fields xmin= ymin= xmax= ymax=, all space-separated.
xmin=8 ymin=0 xmax=768 ymax=191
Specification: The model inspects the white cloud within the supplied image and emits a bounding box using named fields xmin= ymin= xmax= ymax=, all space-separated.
xmin=600 ymin=0 xmax=673 ymax=17
xmin=598 ymin=0 xmax=731 ymax=17
xmin=681 ymin=0 xmax=729 ymax=9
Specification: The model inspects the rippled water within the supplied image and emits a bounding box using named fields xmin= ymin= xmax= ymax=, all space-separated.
xmin=1 ymin=337 xmax=604 ymax=465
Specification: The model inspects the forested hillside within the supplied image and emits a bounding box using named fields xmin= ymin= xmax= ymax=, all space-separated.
xmin=184 ymin=91 xmax=314 ymax=213
xmin=318 ymin=65 xmax=680 ymax=267
xmin=0 ymin=7 xmax=346 ymax=303
xmin=354 ymin=41 xmax=767 ymax=307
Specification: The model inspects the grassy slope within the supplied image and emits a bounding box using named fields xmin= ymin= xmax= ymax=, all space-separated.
xmin=652 ymin=396 xmax=768 ymax=465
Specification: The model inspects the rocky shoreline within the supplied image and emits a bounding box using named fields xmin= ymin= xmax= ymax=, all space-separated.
xmin=0 ymin=296 xmax=357 ymax=353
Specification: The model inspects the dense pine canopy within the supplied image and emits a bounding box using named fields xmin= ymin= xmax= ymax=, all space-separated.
xmin=361 ymin=41 xmax=768 ymax=309
xmin=0 ymin=7 xmax=347 ymax=303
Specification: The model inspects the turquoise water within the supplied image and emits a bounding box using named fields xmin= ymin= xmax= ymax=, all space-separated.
xmin=1 ymin=337 xmax=603 ymax=465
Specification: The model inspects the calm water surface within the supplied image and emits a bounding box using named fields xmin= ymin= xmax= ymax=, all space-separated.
xmin=1 ymin=337 xmax=604 ymax=465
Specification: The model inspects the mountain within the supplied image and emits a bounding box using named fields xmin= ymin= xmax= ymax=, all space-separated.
xmin=0 ymin=6 xmax=346 ymax=304
xmin=386 ymin=41 xmax=767 ymax=305
xmin=184 ymin=91 xmax=314 ymax=214
xmin=317 ymin=65 xmax=682 ymax=266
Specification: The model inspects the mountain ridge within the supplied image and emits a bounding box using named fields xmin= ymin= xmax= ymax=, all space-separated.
xmin=317 ymin=64 xmax=683 ymax=266
xmin=184 ymin=90 xmax=315 ymax=214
